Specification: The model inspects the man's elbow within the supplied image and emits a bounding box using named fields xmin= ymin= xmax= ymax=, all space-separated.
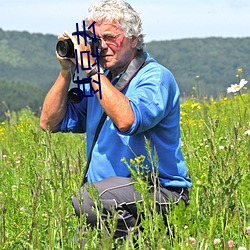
xmin=39 ymin=120 xmax=49 ymax=131
xmin=39 ymin=119 xmax=57 ymax=133
xmin=116 ymin=117 xmax=134 ymax=133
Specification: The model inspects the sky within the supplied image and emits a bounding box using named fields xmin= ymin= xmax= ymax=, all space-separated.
xmin=1 ymin=0 xmax=250 ymax=42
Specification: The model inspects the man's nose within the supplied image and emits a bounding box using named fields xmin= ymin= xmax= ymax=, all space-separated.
xmin=100 ymin=38 xmax=108 ymax=49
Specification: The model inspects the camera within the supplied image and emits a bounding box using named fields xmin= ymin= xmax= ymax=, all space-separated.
xmin=56 ymin=31 xmax=102 ymax=58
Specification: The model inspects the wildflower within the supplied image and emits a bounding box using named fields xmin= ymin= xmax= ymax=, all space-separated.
xmin=42 ymin=213 xmax=48 ymax=221
xmin=135 ymin=156 xmax=142 ymax=164
xmin=244 ymin=130 xmax=250 ymax=136
xmin=214 ymin=238 xmax=221 ymax=244
xmin=228 ymin=240 xmax=235 ymax=248
xmin=227 ymin=79 xmax=248 ymax=93
xmin=121 ymin=157 xmax=126 ymax=163
xmin=238 ymin=247 xmax=246 ymax=250
xmin=196 ymin=180 xmax=202 ymax=185
xmin=12 ymin=185 xmax=18 ymax=192
xmin=130 ymin=159 xmax=135 ymax=165
xmin=189 ymin=237 xmax=196 ymax=246
xmin=191 ymin=103 xmax=201 ymax=109
xmin=218 ymin=145 xmax=224 ymax=150
xmin=237 ymin=67 xmax=243 ymax=73
xmin=246 ymin=226 xmax=250 ymax=235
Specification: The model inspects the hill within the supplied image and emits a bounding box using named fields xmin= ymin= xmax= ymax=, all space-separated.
xmin=0 ymin=29 xmax=60 ymax=120
xmin=145 ymin=37 xmax=250 ymax=97
xmin=0 ymin=28 xmax=249 ymax=120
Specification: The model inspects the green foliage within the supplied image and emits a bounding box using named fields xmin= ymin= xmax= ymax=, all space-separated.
xmin=0 ymin=79 xmax=45 ymax=121
xmin=0 ymin=109 xmax=85 ymax=249
xmin=0 ymin=28 xmax=60 ymax=89
xmin=0 ymin=93 xmax=249 ymax=249
xmin=0 ymin=29 xmax=61 ymax=121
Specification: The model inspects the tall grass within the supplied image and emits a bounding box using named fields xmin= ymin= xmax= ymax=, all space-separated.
xmin=0 ymin=93 xmax=249 ymax=249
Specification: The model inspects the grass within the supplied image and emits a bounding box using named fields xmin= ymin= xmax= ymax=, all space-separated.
xmin=0 ymin=92 xmax=249 ymax=249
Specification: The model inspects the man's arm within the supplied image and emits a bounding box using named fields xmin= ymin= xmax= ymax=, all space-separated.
xmin=89 ymin=73 xmax=135 ymax=132
xmin=40 ymin=68 xmax=71 ymax=132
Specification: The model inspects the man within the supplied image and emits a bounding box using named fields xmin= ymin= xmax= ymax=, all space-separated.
xmin=40 ymin=0 xmax=192 ymax=241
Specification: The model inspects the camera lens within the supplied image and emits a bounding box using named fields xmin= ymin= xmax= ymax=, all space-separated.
xmin=68 ymin=88 xmax=83 ymax=103
xmin=56 ymin=39 xmax=75 ymax=58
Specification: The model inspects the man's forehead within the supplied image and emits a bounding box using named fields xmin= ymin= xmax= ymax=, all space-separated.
xmin=90 ymin=21 xmax=122 ymax=33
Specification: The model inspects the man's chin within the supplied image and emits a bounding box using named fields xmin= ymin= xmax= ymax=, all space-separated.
xmin=100 ymin=60 xmax=113 ymax=70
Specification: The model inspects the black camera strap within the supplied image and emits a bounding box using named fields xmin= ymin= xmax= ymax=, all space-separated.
xmin=81 ymin=50 xmax=150 ymax=186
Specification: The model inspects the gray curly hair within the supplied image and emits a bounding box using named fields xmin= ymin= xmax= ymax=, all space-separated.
xmin=85 ymin=0 xmax=145 ymax=49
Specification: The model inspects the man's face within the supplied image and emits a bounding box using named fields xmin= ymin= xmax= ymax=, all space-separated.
xmin=90 ymin=20 xmax=137 ymax=74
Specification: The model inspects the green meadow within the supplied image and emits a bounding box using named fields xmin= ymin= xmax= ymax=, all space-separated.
xmin=0 ymin=90 xmax=249 ymax=249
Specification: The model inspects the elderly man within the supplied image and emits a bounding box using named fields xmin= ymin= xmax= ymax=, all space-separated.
xmin=40 ymin=0 xmax=192 ymax=241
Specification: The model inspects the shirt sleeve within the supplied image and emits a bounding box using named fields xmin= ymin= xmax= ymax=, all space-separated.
xmin=119 ymin=63 xmax=180 ymax=135
xmin=56 ymin=99 xmax=87 ymax=133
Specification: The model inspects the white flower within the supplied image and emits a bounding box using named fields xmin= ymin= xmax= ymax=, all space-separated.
xmin=244 ymin=130 xmax=250 ymax=136
xmin=227 ymin=79 xmax=248 ymax=93
xmin=246 ymin=226 xmax=250 ymax=235
xmin=189 ymin=237 xmax=196 ymax=245
xmin=214 ymin=238 xmax=221 ymax=244
xmin=238 ymin=247 xmax=246 ymax=250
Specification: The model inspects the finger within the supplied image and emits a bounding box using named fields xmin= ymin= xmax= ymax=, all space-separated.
xmin=55 ymin=51 xmax=64 ymax=60
xmin=58 ymin=31 xmax=71 ymax=41
xmin=64 ymin=31 xmax=75 ymax=41
xmin=65 ymin=30 xmax=87 ymax=47
xmin=55 ymin=50 xmax=76 ymax=66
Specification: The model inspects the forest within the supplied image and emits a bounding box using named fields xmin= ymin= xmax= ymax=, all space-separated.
xmin=0 ymin=28 xmax=249 ymax=120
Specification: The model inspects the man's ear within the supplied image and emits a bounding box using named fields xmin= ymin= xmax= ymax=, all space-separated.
xmin=131 ymin=36 xmax=139 ymax=49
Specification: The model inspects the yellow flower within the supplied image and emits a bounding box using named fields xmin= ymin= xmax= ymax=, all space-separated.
xmin=135 ymin=157 xmax=141 ymax=164
xmin=237 ymin=67 xmax=243 ymax=73
xmin=130 ymin=159 xmax=135 ymax=165
xmin=191 ymin=103 xmax=201 ymax=109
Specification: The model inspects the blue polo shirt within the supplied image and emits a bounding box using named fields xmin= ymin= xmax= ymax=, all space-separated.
xmin=57 ymin=52 xmax=192 ymax=188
